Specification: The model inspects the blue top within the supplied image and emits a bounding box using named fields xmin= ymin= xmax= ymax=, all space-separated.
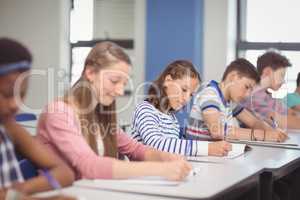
xmin=284 ymin=92 xmax=300 ymax=108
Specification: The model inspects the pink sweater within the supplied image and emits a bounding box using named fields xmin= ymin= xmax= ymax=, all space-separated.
xmin=37 ymin=101 xmax=148 ymax=179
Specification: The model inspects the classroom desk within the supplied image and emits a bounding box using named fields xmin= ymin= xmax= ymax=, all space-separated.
xmin=73 ymin=131 xmax=300 ymax=200
xmin=74 ymin=159 xmax=261 ymax=200
xmin=35 ymin=186 xmax=185 ymax=200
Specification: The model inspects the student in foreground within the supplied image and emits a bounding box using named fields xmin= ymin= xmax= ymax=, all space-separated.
xmin=186 ymin=58 xmax=287 ymax=142
xmin=242 ymin=51 xmax=300 ymax=129
xmin=37 ymin=41 xmax=192 ymax=181
xmin=284 ymin=72 xmax=300 ymax=114
xmin=131 ymin=60 xmax=232 ymax=157
xmin=0 ymin=38 xmax=74 ymax=199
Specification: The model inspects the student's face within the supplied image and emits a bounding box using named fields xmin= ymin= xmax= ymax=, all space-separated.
xmin=87 ymin=61 xmax=130 ymax=106
xmin=0 ymin=72 xmax=28 ymax=120
xmin=164 ymin=75 xmax=199 ymax=111
xmin=269 ymin=68 xmax=286 ymax=91
xmin=229 ymin=76 xmax=256 ymax=103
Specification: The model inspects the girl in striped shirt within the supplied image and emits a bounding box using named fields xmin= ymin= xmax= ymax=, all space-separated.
xmin=131 ymin=60 xmax=231 ymax=157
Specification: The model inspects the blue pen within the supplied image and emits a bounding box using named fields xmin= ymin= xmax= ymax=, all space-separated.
xmin=40 ymin=169 xmax=61 ymax=190
xmin=270 ymin=116 xmax=278 ymax=129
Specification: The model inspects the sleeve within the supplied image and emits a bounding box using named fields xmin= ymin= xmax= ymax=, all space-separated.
xmin=117 ymin=129 xmax=148 ymax=161
xmin=254 ymin=93 xmax=287 ymax=117
xmin=195 ymin=88 xmax=222 ymax=112
xmin=132 ymin=103 xmax=208 ymax=156
xmin=232 ymin=104 xmax=244 ymax=117
xmin=39 ymin=102 xmax=115 ymax=179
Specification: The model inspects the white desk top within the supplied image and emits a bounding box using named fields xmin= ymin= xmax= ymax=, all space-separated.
xmin=36 ymin=186 xmax=183 ymax=200
xmin=72 ymin=130 xmax=300 ymax=199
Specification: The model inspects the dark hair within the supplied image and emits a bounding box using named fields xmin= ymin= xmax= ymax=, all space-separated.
xmin=0 ymin=38 xmax=32 ymax=66
xmin=222 ymin=58 xmax=260 ymax=83
xmin=257 ymin=51 xmax=291 ymax=76
xmin=297 ymin=72 xmax=300 ymax=87
xmin=146 ymin=60 xmax=201 ymax=113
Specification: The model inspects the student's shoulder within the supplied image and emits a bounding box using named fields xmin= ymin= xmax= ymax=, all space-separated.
xmin=135 ymin=100 xmax=157 ymax=112
xmin=41 ymin=99 xmax=76 ymax=122
xmin=194 ymin=82 xmax=219 ymax=102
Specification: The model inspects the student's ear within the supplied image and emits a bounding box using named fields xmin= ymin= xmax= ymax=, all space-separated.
xmin=227 ymin=71 xmax=240 ymax=82
xmin=262 ymin=66 xmax=273 ymax=76
xmin=164 ymin=75 xmax=173 ymax=86
xmin=84 ymin=66 xmax=96 ymax=83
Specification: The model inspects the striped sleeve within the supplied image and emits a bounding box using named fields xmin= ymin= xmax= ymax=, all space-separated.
xmin=195 ymin=87 xmax=221 ymax=112
xmin=133 ymin=103 xmax=208 ymax=156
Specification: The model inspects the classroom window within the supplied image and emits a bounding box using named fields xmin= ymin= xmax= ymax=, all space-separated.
xmin=69 ymin=0 xmax=135 ymax=85
xmin=237 ymin=0 xmax=300 ymax=98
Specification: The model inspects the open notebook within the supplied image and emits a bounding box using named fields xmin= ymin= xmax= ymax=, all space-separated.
xmin=187 ymin=143 xmax=251 ymax=162
xmin=226 ymin=136 xmax=300 ymax=150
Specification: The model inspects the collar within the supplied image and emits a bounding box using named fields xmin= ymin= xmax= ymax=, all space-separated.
xmin=207 ymin=80 xmax=228 ymax=107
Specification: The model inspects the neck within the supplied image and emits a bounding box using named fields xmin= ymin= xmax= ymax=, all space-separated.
xmin=258 ymin=75 xmax=271 ymax=90
xmin=219 ymin=81 xmax=230 ymax=102
xmin=296 ymin=87 xmax=300 ymax=94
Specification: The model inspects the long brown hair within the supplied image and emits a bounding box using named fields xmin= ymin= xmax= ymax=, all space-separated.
xmin=146 ymin=60 xmax=201 ymax=113
xmin=64 ymin=41 xmax=131 ymax=158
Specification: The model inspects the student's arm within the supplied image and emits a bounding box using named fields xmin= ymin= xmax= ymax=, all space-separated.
xmin=132 ymin=105 xmax=230 ymax=156
xmin=2 ymin=118 xmax=74 ymax=195
xmin=0 ymin=188 xmax=76 ymax=200
xmin=235 ymin=109 xmax=273 ymax=130
xmin=291 ymin=105 xmax=300 ymax=113
xmin=39 ymin=104 xmax=191 ymax=181
xmin=117 ymin=129 xmax=185 ymax=161
xmin=269 ymin=112 xmax=300 ymax=129
xmin=202 ymin=108 xmax=286 ymax=142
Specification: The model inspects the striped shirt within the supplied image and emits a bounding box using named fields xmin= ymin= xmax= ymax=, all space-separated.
xmin=131 ymin=101 xmax=208 ymax=156
xmin=0 ymin=125 xmax=24 ymax=187
xmin=186 ymin=80 xmax=244 ymax=140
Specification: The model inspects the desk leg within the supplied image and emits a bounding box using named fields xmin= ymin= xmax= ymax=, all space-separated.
xmin=259 ymin=172 xmax=273 ymax=200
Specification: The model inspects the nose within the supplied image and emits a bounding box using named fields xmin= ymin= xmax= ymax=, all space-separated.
xmin=181 ymin=93 xmax=190 ymax=105
xmin=114 ymin=83 xmax=125 ymax=96
xmin=8 ymin=98 xmax=19 ymax=115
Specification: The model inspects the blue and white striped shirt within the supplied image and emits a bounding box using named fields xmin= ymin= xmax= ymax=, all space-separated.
xmin=131 ymin=101 xmax=208 ymax=156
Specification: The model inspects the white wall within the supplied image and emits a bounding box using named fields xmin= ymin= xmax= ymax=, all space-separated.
xmin=115 ymin=0 xmax=146 ymax=126
xmin=203 ymin=0 xmax=237 ymax=82
xmin=0 ymin=0 xmax=70 ymax=113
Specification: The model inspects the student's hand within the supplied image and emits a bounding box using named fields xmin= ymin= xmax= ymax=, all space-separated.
xmin=210 ymin=132 xmax=224 ymax=140
xmin=158 ymin=151 xmax=185 ymax=162
xmin=0 ymin=189 xmax=6 ymax=200
xmin=265 ymin=130 xmax=288 ymax=142
xmin=161 ymin=160 xmax=192 ymax=181
xmin=208 ymin=141 xmax=232 ymax=156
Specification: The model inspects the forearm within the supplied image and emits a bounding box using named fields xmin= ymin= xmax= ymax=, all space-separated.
xmin=112 ymin=160 xmax=163 ymax=179
xmin=16 ymin=165 xmax=74 ymax=194
xmin=227 ymin=127 xmax=266 ymax=141
xmin=143 ymin=148 xmax=164 ymax=161
xmin=251 ymin=120 xmax=273 ymax=131
xmin=287 ymin=115 xmax=300 ymax=129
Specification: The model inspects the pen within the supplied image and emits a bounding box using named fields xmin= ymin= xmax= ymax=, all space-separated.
xmin=270 ymin=116 xmax=279 ymax=129
xmin=40 ymin=169 xmax=62 ymax=190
